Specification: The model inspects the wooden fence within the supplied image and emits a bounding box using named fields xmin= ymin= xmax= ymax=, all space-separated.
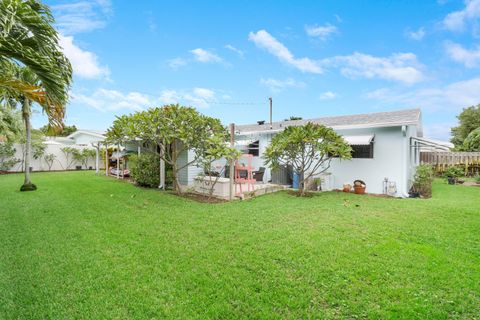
xmin=420 ymin=152 xmax=480 ymax=175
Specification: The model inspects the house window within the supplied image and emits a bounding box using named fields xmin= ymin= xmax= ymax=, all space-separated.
xmin=248 ymin=140 xmax=260 ymax=156
xmin=351 ymin=143 xmax=374 ymax=158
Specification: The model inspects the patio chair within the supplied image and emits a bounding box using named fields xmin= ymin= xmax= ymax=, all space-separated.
xmin=253 ymin=167 xmax=266 ymax=182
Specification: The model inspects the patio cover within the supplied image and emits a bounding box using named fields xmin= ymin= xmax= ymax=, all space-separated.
xmin=343 ymin=135 xmax=374 ymax=145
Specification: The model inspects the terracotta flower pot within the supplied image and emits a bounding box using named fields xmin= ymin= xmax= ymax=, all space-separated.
xmin=354 ymin=185 xmax=366 ymax=194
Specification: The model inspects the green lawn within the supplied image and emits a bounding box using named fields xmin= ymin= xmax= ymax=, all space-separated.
xmin=1 ymin=172 xmax=479 ymax=319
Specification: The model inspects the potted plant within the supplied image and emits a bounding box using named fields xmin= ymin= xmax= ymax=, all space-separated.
xmin=443 ymin=166 xmax=463 ymax=185
xmin=353 ymin=180 xmax=366 ymax=194
xmin=343 ymin=183 xmax=352 ymax=193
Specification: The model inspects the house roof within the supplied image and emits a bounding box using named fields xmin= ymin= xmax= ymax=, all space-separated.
xmin=235 ymin=108 xmax=422 ymax=135
xmin=66 ymin=129 xmax=106 ymax=140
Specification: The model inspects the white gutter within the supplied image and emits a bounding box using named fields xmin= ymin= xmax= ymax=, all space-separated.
xmin=401 ymin=125 xmax=410 ymax=198
xmin=237 ymin=120 xmax=420 ymax=135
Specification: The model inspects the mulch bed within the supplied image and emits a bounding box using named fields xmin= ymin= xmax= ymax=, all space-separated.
xmin=175 ymin=192 xmax=227 ymax=203
xmin=287 ymin=190 xmax=315 ymax=197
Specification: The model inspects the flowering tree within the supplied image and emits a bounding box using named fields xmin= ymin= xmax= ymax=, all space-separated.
xmin=263 ymin=122 xmax=352 ymax=196
xmin=107 ymin=104 xmax=237 ymax=194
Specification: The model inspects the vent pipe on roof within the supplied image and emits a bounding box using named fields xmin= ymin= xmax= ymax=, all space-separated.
xmin=269 ymin=97 xmax=273 ymax=129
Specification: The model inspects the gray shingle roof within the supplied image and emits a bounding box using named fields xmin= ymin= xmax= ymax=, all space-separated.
xmin=235 ymin=108 xmax=422 ymax=134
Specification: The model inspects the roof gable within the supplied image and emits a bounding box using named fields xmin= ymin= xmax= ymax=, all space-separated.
xmin=66 ymin=129 xmax=106 ymax=140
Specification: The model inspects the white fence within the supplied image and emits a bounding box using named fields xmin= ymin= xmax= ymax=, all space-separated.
xmin=6 ymin=143 xmax=101 ymax=172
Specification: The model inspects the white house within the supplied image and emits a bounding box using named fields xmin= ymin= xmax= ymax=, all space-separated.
xmin=180 ymin=108 xmax=449 ymax=197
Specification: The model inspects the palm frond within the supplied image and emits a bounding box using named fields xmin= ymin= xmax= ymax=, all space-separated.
xmin=0 ymin=0 xmax=72 ymax=106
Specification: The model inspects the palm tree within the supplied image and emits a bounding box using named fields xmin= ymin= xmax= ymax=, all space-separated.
xmin=1 ymin=60 xmax=62 ymax=190
xmin=0 ymin=0 xmax=72 ymax=106
xmin=0 ymin=0 xmax=72 ymax=191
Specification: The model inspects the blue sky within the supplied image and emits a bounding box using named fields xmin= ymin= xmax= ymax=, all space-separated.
xmin=34 ymin=0 xmax=480 ymax=140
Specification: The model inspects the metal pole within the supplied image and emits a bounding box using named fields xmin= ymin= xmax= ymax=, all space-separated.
xmin=95 ymin=144 xmax=99 ymax=174
xmin=269 ymin=97 xmax=273 ymax=129
xmin=116 ymin=144 xmax=120 ymax=179
xmin=229 ymin=123 xmax=235 ymax=200
xmin=105 ymin=144 xmax=109 ymax=176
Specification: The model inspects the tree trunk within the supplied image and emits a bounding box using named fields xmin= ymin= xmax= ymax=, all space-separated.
xmin=299 ymin=162 xmax=305 ymax=196
xmin=20 ymin=99 xmax=36 ymax=191
xmin=159 ymin=142 xmax=165 ymax=190
xmin=299 ymin=178 xmax=305 ymax=196
xmin=172 ymin=140 xmax=180 ymax=193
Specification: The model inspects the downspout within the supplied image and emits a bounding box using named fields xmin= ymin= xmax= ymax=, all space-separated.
xmin=400 ymin=125 xmax=409 ymax=197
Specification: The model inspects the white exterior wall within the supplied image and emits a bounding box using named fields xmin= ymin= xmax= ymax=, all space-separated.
xmin=187 ymin=149 xmax=203 ymax=185
xmin=327 ymin=126 xmax=414 ymax=196
xmin=177 ymin=145 xmax=204 ymax=186
xmin=7 ymin=143 xmax=99 ymax=172
xmin=251 ymin=125 xmax=418 ymax=197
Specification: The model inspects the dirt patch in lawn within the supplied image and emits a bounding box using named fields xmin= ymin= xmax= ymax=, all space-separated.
xmin=175 ymin=192 xmax=228 ymax=203
xmin=462 ymin=181 xmax=480 ymax=187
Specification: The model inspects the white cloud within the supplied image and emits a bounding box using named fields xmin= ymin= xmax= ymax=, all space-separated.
xmin=442 ymin=0 xmax=480 ymax=32
xmin=444 ymin=41 xmax=480 ymax=67
xmin=74 ymin=88 xmax=151 ymax=112
xmin=190 ymin=48 xmax=223 ymax=63
xmin=193 ymin=88 xmax=215 ymax=100
xmin=305 ymin=23 xmax=338 ymax=40
xmin=319 ymin=91 xmax=338 ymax=100
xmin=406 ymin=27 xmax=426 ymax=40
xmin=158 ymin=90 xmax=180 ymax=105
xmin=260 ymin=78 xmax=305 ymax=92
xmin=248 ymin=30 xmax=423 ymax=84
xmin=59 ymin=34 xmax=109 ymax=79
xmin=75 ymin=86 xmax=218 ymax=112
xmin=158 ymin=88 xmax=217 ymax=108
xmin=52 ymin=0 xmax=112 ymax=35
xmin=423 ymin=123 xmax=456 ymax=141
xmin=225 ymin=44 xmax=245 ymax=58
xmin=323 ymin=52 xmax=424 ymax=85
xmin=364 ymin=78 xmax=480 ymax=140
xmin=248 ymin=29 xmax=323 ymax=74
xmin=167 ymin=57 xmax=188 ymax=69
xmin=365 ymin=77 xmax=480 ymax=113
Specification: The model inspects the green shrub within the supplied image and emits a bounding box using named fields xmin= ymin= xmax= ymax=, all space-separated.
xmin=129 ymin=153 xmax=160 ymax=188
xmin=443 ymin=166 xmax=464 ymax=180
xmin=475 ymin=174 xmax=480 ymax=183
xmin=412 ymin=165 xmax=434 ymax=198
xmin=0 ymin=142 xmax=20 ymax=172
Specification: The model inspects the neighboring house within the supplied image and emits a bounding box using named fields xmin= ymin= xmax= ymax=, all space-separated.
xmin=7 ymin=129 xmax=105 ymax=172
xmin=46 ymin=129 xmax=106 ymax=146
xmin=179 ymin=108 xmax=448 ymax=197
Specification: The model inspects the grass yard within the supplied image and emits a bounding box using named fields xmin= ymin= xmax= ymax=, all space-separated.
xmin=1 ymin=172 xmax=480 ymax=319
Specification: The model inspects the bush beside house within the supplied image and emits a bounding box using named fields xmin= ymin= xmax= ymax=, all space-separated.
xmin=411 ymin=165 xmax=434 ymax=198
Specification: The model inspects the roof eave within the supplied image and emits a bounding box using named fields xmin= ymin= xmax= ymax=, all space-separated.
xmin=237 ymin=121 xmax=420 ymax=135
